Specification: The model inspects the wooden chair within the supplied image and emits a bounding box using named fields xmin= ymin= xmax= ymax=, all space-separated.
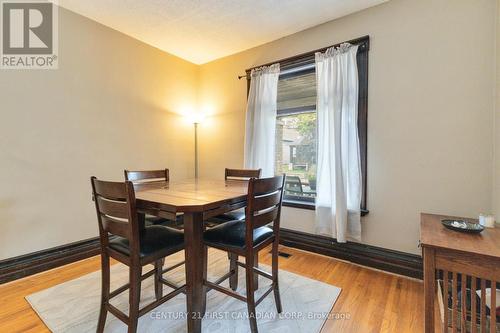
xmin=207 ymin=168 xmax=262 ymax=225
xmin=91 ymin=177 xmax=185 ymax=333
xmin=203 ymin=175 xmax=285 ymax=333
xmin=124 ymin=169 xmax=181 ymax=227
xmin=124 ymin=168 xmax=169 ymax=182
xmin=225 ymin=168 xmax=262 ymax=180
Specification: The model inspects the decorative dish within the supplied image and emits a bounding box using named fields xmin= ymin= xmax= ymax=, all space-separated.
xmin=441 ymin=219 xmax=484 ymax=234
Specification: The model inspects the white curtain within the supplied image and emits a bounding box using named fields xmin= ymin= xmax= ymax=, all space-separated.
xmin=244 ymin=63 xmax=280 ymax=177
xmin=315 ymin=43 xmax=361 ymax=243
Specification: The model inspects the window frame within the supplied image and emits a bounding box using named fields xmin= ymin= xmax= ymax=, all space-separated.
xmin=245 ymin=35 xmax=369 ymax=214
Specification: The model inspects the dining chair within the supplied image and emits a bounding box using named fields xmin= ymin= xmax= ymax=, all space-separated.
xmin=203 ymin=175 xmax=285 ymax=333
xmin=91 ymin=177 xmax=185 ymax=333
xmin=124 ymin=169 xmax=181 ymax=227
xmin=206 ymin=168 xmax=262 ymax=226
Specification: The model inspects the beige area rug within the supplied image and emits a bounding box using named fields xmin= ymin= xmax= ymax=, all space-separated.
xmin=26 ymin=251 xmax=341 ymax=333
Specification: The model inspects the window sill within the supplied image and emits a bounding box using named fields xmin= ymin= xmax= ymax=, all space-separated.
xmin=283 ymin=200 xmax=315 ymax=210
xmin=282 ymin=201 xmax=370 ymax=216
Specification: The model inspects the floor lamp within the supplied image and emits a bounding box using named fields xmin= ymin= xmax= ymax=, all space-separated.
xmin=194 ymin=121 xmax=199 ymax=179
xmin=190 ymin=113 xmax=204 ymax=179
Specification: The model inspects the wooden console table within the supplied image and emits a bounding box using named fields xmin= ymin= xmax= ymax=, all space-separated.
xmin=421 ymin=213 xmax=500 ymax=333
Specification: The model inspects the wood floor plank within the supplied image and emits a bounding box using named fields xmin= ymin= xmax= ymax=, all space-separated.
xmin=259 ymin=246 xmax=424 ymax=333
xmin=0 ymin=245 xmax=423 ymax=333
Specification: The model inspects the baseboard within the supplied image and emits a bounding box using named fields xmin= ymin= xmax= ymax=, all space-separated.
xmin=0 ymin=228 xmax=423 ymax=284
xmin=0 ymin=237 xmax=101 ymax=284
xmin=279 ymin=228 xmax=423 ymax=279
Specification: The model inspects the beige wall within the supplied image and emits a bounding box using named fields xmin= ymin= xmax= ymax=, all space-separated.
xmin=494 ymin=1 xmax=500 ymax=223
xmin=0 ymin=8 xmax=198 ymax=259
xmin=1 ymin=0 xmax=497 ymax=259
xmin=198 ymin=0 xmax=497 ymax=254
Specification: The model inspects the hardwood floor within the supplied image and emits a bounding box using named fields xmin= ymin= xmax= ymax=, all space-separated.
xmin=260 ymin=246 xmax=426 ymax=333
xmin=0 ymin=245 xmax=425 ymax=332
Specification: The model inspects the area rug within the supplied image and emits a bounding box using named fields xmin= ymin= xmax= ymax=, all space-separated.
xmin=26 ymin=254 xmax=341 ymax=333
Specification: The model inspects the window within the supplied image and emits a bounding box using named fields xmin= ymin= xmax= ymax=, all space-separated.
xmin=275 ymin=69 xmax=317 ymax=204
xmin=245 ymin=36 xmax=369 ymax=211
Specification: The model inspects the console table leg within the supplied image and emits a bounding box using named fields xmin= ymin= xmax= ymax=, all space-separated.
xmin=423 ymin=247 xmax=436 ymax=333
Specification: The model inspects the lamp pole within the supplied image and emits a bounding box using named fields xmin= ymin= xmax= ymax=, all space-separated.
xmin=194 ymin=122 xmax=199 ymax=179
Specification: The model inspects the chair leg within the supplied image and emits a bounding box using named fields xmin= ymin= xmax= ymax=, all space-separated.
xmin=253 ymin=252 xmax=259 ymax=290
xmin=128 ymin=265 xmax=142 ymax=333
xmin=201 ymin=245 xmax=208 ymax=315
xmin=97 ymin=252 xmax=110 ymax=333
xmin=245 ymin=253 xmax=258 ymax=333
xmin=229 ymin=253 xmax=238 ymax=291
xmin=154 ymin=259 xmax=163 ymax=300
xmin=271 ymin=240 xmax=282 ymax=313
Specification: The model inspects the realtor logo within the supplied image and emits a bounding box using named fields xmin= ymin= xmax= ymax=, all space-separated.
xmin=1 ymin=0 xmax=58 ymax=69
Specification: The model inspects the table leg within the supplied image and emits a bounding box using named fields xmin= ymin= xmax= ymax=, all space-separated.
xmin=184 ymin=212 xmax=207 ymax=333
xmin=423 ymin=247 xmax=435 ymax=333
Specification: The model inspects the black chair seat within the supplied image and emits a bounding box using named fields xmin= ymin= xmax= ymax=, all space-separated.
xmin=145 ymin=215 xmax=183 ymax=228
xmin=206 ymin=209 xmax=245 ymax=227
xmin=144 ymin=216 xmax=168 ymax=226
xmin=220 ymin=209 xmax=246 ymax=221
xmin=204 ymin=220 xmax=273 ymax=249
xmin=110 ymin=225 xmax=184 ymax=258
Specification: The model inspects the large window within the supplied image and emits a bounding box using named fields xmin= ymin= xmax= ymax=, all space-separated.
xmin=275 ymin=69 xmax=317 ymax=204
xmin=245 ymin=36 xmax=369 ymax=211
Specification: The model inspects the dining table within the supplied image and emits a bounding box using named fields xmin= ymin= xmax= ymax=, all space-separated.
xmin=134 ymin=178 xmax=250 ymax=333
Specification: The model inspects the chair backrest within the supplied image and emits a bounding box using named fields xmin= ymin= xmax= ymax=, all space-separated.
xmin=91 ymin=177 xmax=140 ymax=255
xmin=225 ymin=168 xmax=262 ymax=181
xmin=245 ymin=175 xmax=285 ymax=243
xmin=124 ymin=169 xmax=169 ymax=183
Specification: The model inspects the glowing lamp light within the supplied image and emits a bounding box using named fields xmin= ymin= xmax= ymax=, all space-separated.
xmin=180 ymin=104 xmax=215 ymax=179
xmin=188 ymin=112 xmax=206 ymax=124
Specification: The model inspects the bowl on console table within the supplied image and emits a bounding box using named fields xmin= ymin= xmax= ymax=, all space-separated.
xmin=441 ymin=219 xmax=485 ymax=234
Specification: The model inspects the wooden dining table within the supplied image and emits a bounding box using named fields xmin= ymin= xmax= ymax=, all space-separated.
xmin=134 ymin=178 xmax=249 ymax=333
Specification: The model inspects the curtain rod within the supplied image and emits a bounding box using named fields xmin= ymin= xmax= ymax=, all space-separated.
xmin=237 ymin=35 xmax=369 ymax=80
xmin=238 ymin=63 xmax=315 ymax=80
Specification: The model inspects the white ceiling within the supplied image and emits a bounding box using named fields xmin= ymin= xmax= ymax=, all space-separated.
xmin=57 ymin=0 xmax=387 ymax=64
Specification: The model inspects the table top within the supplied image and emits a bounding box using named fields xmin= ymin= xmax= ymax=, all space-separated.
xmin=135 ymin=178 xmax=249 ymax=212
xmin=420 ymin=213 xmax=500 ymax=259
